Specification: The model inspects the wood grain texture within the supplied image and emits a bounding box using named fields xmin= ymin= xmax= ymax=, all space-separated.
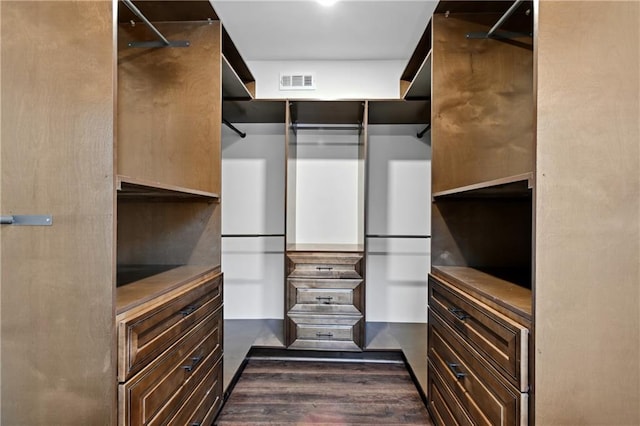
xmin=431 ymin=13 xmax=533 ymax=193
xmin=534 ymin=1 xmax=640 ymax=424
xmin=118 ymin=21 xmax=221 ymax=194
xmin=0 ymin=1 xmax=115 ymax=424
xmin=215 ymin=359 xmax=433 ymax=425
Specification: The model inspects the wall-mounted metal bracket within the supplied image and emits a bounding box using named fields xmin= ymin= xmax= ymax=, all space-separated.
xmin=128 ymin=41 xmax=190 ymax=48
xmin=0 ymin=215 xmax=52 ymax=226
xmin=465 ymin=0 xmax=528 ymax=40
xmin=122 ymin=0 xmax=190 ymax=48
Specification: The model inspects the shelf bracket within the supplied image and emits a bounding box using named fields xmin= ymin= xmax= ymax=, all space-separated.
xmin=122 ymin=0 xmax=190 ymax=48
xmin=1 ymin=215 xmax=52 ymax=226
xmin=466 ymin=0 xmax=529 ymax=39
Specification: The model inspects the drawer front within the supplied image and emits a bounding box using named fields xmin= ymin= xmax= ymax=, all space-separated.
xmin=118 ymin=272 xmax=223 ymax=381
xmin=287 ymin=315 xmax=363 ymax=351
xmin=287 ymin=278 xmax=363 ymax=315
xmin=119 ymin=306 xmax=223 ymax=426
xmin=287 ymin=252 xmax=363 ymax=279
xmin=429 ymin=310 xmax=526 ymax=426
xmin=163 ymin=358 xmax=223 ymax=426
xmin=429 ymin=274 xmax=528 ymax=391
xmin=428 ymin=360 xmax=474 ymax=426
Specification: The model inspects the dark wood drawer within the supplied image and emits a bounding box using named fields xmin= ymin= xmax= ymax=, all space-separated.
xmin=287 ymin=252 xmax=363 ymax=279
xmin=163 ymin=357 xmax=223 ymax=426
xmin=117 ymin=272 xmax=223 ymax=382
xmin=429 ymin=310 xmax=528 ymax=426
xmin=428 ymin=360 xmax=473 ymax=426
xmin=429 ymin=274 xmax=529 ymax=392
xmin=287 ymin=278 xmax=363 ymax=315
xmin=287 ymin=314 xmax=363 ymax=351
xmin=118 ymin=306 xmax=223 ymax=426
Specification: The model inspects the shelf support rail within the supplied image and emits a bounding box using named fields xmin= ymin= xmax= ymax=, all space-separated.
xmin=223 ymin=118 xmax=247 ymax=138
xmin=122 ymin=0 xmax=190 ymax=48
xmin=466 ymin=0 xmax=528 ymax=39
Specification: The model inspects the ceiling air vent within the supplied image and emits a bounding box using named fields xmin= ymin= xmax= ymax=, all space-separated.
xmin=280 ymin=72 xmax=316 ymax=90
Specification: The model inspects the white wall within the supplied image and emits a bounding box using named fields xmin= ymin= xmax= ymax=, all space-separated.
xmin=221 ymin=123 xmax=285 ymax=319
xmin=366 ymin=124 xmax=431 ymax=323
xmin=248 ymin=60 xmax=406 ymax=99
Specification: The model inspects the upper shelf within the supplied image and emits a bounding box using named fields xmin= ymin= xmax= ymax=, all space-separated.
xmin=367 ymin=100 xmax=430 ymax=125
xmin=433 ymin=173 xmax=533 ymax=199
xmin=222 ymin=25 xmax=255 ymax=99
xmin=117 ymin=175 xmax=220 ymax=201
xmin=290 ymin=100 xmax=365 ymax=125
xmin=223 ymin=100 xmax=286 ymax=123
xmin=400 ymin=20 xmax=432 ymax=100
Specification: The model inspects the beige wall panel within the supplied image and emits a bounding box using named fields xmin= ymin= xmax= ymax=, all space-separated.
xmin=118 ymin=21 xmax=221 ymax=194
xmin=1 ymin=1 xmax=115 ymax=424
xmin=535 ymin=1 xmax=640 ymax=424
xmin=432 ymin=13 xmax=533 ymax=193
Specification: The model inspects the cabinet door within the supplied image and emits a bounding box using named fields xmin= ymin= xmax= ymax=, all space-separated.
xmin=0 ymin=2 xmax=115 ymax=424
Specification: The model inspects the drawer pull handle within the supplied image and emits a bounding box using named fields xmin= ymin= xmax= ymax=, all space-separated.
xmin=316 ymin=266 xmax=334 ymax=271
xmin=316 ymin=332 xmax=334 ymax=338
xmin=181 ymin=355 xmax=203 ymax=373
xmin=315 ymin=296 xmax=333 ymax=303
xmin=180 ymin=305 xmax=197 ymax=316
xmin=448 ymin=307 xmax=469 ymax=321
xmin=447 ymin=362 xmax=466 ymax=380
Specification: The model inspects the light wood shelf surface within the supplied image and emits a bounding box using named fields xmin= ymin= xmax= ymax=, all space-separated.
xmin=432 ymin=172 xmax=533 ymax=198
xmin=432 ymin=265 xmax=532 ymax=322
xmin=116 ymin=265 xmax=220 ymax=314
xmin=117 ymin=175 xmax=220 ymax=200
xmin=286 ymin=243 xmax=364 ymax=253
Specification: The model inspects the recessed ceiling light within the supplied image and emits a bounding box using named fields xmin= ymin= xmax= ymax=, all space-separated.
xmin=317 ymin=0 xmax=339 ymax=7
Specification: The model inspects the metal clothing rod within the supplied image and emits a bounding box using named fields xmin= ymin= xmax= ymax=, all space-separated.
xmin=223 ymin=119 xmax=247 ymax=138
xmin=222 ymin=234 xmax=285 ymax=238
xmin=122 ymin=0 xmax=170 ymax=45
xmin=417 ymin=124 xmax=430 ymax=139
xmin=291 ymin=123 xmax=362 ymax=131
xmin=367 ymin=235 xmax=431 ymax=239
xmin=487 ymin=0 xmax=524 ymax=38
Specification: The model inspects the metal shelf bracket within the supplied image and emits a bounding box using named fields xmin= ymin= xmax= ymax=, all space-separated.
xmin=1 ymin=215 xmax=52 ymax=226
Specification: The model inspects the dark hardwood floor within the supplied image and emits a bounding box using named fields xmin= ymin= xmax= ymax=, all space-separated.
xmin=215 ymin=358 xmax=433 ymax=425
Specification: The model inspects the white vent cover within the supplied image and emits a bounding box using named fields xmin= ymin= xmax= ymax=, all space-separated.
xmin=280 ymin=72 xmax=316 ymax=90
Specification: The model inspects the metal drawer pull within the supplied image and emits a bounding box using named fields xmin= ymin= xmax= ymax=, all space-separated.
xmin=180 ymin=305 xmax=197 ymax=316
xmin=316 ymin=332 xmax=334 ymax=338
xmin=448 ymin=307 xmax=469 ymax=321
xmin=447 ymin=362 xmax=466 ymax=380
xmin=316 ymin=266 xmax=334 ymax=271
xmin=181 ymin=355 xmax=203 ymax=373
xmin=315 ymin=296 xmax=333 ymax=303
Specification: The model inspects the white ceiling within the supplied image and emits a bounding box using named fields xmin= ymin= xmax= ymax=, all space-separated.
xmin=211 ymin=0 xmax=438 ymax=62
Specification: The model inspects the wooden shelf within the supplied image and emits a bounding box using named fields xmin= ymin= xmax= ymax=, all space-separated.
xmin=117 ymin=175 xmax=220 ymax=200
xmin=116 ymin=264 xmax=219 ymax=314
xmin=290 ymin=100 xmax=364 ymax=125
xmin=222 ymin=25 xmax=255 ymax=99
xmin=400 ymin=21 xmax=432 ymax=100
xmin=286 ymin=243 xmax=364 ymax=253
xmin=432 ymin=173 xmax=533 ymax=198
xmin=223 ymin=100 xmax=286 ymax=123
xmin=367 ymin=100 xmax=430 ymax=125
xmin=432 ymin=265 xmax=531 ymax=322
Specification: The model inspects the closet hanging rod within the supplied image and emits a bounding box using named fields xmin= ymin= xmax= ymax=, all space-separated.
xmin=223 ymin=118 xmax=247 ymax=138
xmin=417 ymin=124 xmax=430 ymax=139
xmin=466 ymin=0 xmax=526 ymax=39
xmin=222 ymin=234 xmax=284 ymax=238
xmin=291 ymin=123 xmax=362 ymax=131
xmin=122 ymin=0 xmax=190 ymax=48
xmin=366 ymin=235 xmax=431 ymax=239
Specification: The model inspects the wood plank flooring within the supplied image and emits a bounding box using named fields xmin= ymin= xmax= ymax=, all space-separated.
xmin=215 ymin=359 xmax=433 ymax=425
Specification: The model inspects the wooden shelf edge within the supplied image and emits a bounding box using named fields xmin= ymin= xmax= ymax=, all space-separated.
xmin=117 ymin=175 xmax=220 ymax=200
xmin=286 ymin=243 xmax=365 ymax=253
xmin=401 ymin=51 xmax=432 ymax=100
xmin=432 ymin=172 xmax=533 ymax=198
xmin=116 ymin=264 xmax=221 ymax=315
xmin=222 ymin=54 xmax=254 ymax=100
xmin=431 ymin=265 xmax=532 ymax=323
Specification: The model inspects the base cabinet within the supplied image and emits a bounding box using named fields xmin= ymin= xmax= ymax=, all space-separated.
xmin=427 ymin=274 xmax=529 ymax=426
xmin=285 ymin=251 xmax=364 ymax=351
xmin=117 ymin=271 xmax=224 ymax=426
